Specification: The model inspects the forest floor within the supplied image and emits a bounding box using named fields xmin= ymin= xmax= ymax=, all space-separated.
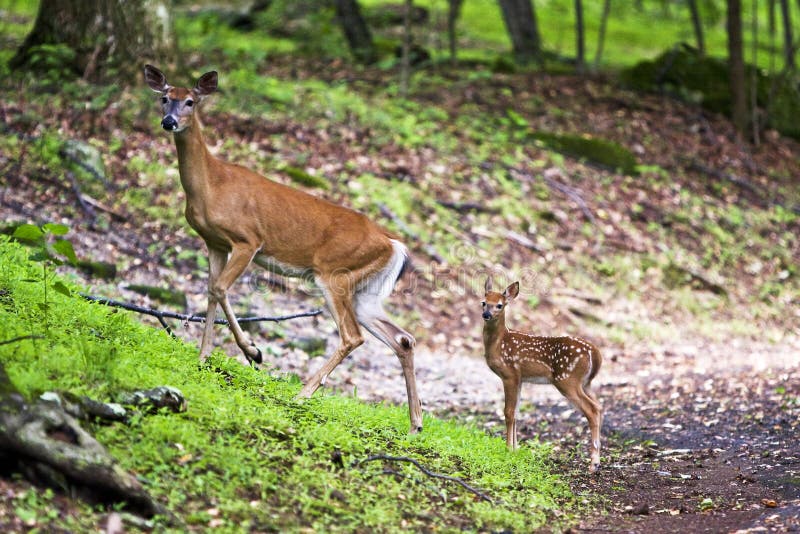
xmin=2 ymin=58 xmax=799 ymax=530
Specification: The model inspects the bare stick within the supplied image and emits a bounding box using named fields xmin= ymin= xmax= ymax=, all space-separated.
xmin=0 ymin=335 xmax=45 ymax=346
xmin=356 ymin=454 xmax=493 ymax=503
xmin=81 ymin=294 xmax=323 ymax=331
xmin=540 ymin=174 xmax=597 ymax=225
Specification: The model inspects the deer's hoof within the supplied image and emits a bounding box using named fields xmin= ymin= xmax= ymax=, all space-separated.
xmin=590 ymin=461 xmax=600 ymax=474
xmin=247 ymin=345 xmax=263 ymax=364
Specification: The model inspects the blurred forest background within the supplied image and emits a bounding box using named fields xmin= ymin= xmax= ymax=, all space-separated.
xmin=0 ymin=0 xmax=798 ymax=532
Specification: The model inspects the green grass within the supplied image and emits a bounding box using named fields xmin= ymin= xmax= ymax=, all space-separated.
xmin=364 ymin=0 xmax=799 ymax=71
xmin=0 ymin=237 xmax=572 ymax=531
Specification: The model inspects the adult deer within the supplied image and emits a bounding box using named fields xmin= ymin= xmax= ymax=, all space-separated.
xmin=481 ymin=279 xmax=603 ymax=472
xmin=142 ymin=65 xmax=422 ymax=433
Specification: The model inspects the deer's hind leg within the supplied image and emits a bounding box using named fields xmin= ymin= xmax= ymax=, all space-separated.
xmin=354 ymin=287 xmax=422 ymax=433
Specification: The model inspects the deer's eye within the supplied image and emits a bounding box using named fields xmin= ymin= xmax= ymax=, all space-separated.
xmin=161 ymin=96 xmax=168 ymax=104
xmin=481 ymin=301 xmax=486 ymax=307
xmin=496 ymin=304 xmax=503 ymax=309
xmin=185 ymin=99 xmax=194 ymax=107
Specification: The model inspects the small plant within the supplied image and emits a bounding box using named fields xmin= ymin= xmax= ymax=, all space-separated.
xmin=11 ymin=223 xmax=78 ymax=333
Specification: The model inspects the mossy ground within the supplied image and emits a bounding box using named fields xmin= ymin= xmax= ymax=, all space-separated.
xmin=0 ymin=238 xmax=571 ymax=531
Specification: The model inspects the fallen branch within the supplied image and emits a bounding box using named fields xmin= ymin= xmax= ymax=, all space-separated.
xmin=436 ymin=199 xmax=500 ymax=215
xmin=504 ymin=229 xmax=544 ymax=253
xmin=81 ymin=294 xmax=323 ymax=336
xmin=0 ymin=335 xmax=45 ymax=347
xmin=356 ymin=454 xmax=493 ymax=503
xmin=506 ymin=165 xmax=597 ymax=225
xmin=686 ymin=160 xmax=765 ymax=202
xmin=66 ymin=170 xmax=97 ymax=221
xmin=378 ymin=203 xmax=444 ymax=263
xmin=540 ymin=174 xmax=597 ymax=225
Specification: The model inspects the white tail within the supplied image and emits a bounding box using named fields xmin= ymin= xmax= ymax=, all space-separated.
xmin=143 ymin=65 xmax=422 ymax=433
xmin=481 ymin=278 xmax=603 ymax=472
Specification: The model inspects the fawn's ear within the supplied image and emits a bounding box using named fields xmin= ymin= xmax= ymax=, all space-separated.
xmin=503 ymin=281 xmax=520 ymax=301
xmin=484 ymin=277 xmax=493 ymax=294
xmin=194 ymin=70 xmax=218 ymax=97
xmin=144 ymin=64 xmax=169 ymax=92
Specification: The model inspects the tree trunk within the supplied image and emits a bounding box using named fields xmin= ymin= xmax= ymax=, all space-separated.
xmin=688 ymin=0 xmax=706 ymax=56
xmin=10 ymin=0 xmax=175 ymax=82
xmin=497 ymin=0 xmax=542 ymax=65
xmin=779 ymin=0 xmax=795 ymax=70
xmin=574 ymin=0 xmax=585 ymax=72
xmin=334 ymin=0 xmax=377 ymax=64
xmin=448 ymin=0 xmax=465 ymax=65
xmin=594 ymin=0 xmax=611 ymax=68
xmin=750 ymin=0 xmax=760 ymax=145
xmin=400 ymin=0 xmax=412 ymax=97
xmin=727 ymin=0 xmax=748 ymax=135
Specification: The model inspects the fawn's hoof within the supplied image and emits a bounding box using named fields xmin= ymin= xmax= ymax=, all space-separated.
xmin=590 ymin=461 xmax=600 ymax=474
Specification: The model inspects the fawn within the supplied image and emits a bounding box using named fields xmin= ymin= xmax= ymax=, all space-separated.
xmin=481 ymin=279 xmax=603 ymax=472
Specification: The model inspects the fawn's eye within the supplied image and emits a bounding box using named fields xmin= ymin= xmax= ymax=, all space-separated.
xmin=185 ymin=99 xmax=194 ymax=107
xmin=161 ymin=96 xmax=168 ymax=104
xmin=496 ymin=304 xmax=503 ymax=309
xmin=481 ymin=301 xmax=486 ymax=307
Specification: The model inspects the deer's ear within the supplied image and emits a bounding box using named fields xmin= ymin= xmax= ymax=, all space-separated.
xmin=144 ymin=64 xmax=168 ymax=92
xmin=503 ymin=281 xmax=520 ymax=300
xmin=484 ymin=277 xmax=493 ymax=294
xmin=194 ymin=70 xmax=218 ymax=97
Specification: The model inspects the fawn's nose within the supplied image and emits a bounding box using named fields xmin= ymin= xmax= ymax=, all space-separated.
xmin=482 ymin=310 xmax=492 ymax=320
xmin=161 ymin=116 xmax=178 ymax=131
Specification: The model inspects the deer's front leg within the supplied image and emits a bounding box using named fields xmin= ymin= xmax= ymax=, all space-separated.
xmin=210 ymin=244 xmax=262 ymax=364
xmin=502 ymin=377 xmax=521 ymax=450
xmin=199 ymin=247 xmax=227 ymax=361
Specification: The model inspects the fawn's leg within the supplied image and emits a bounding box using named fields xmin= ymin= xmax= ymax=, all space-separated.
xmin=559 ymin=384 xmax=602 ymax=472
xmin=502 ymin=378 xmax=521 ymax=450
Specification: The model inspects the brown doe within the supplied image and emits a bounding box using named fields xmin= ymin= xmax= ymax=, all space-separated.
xmin=481 ymin=279 xmax=603 ymax=471
xmin=142 ymin=65 xmax=422 ymax=433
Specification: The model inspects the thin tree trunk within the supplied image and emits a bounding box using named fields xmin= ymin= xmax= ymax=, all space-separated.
xmin=334 ymin=0 xmax=377 ymax=64
xmin=727 ymin=0 xmax=748 ymax=135
xmin=575 ymin=0 xmax=585 ymax=72
xmin=751 ymin=0 xmax=760 ymax=145
xmin=497 ymin=0 xmax=542 ymax=65
xmin=688 ymin=0 xmax=706 ymax=56
xmin=448 ymin=0 xmax=464 ymax=65
xmin=779 ymin=0 xmax=795 ymax=70
xmin=594 ymin=0 xmax=611 ymax=68
xmin=400 ymin=0 xmax=412 ymax=98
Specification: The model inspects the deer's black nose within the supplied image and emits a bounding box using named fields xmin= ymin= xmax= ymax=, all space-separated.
xmin=161 ymin=116 xmax=178 ymax=131
xmin=482 ymin=311 xmax=492 ymax=320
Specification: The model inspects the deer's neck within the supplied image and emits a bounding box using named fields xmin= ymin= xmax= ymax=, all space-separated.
xmin=482 ymin=315 xmax=508 ymax=356
xmin=173 ymin=115 xmax=213 ymax=202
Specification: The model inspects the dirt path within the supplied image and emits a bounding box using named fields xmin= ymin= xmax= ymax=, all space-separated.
xmin=287 ymin=334 xmax=800 ymax=533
